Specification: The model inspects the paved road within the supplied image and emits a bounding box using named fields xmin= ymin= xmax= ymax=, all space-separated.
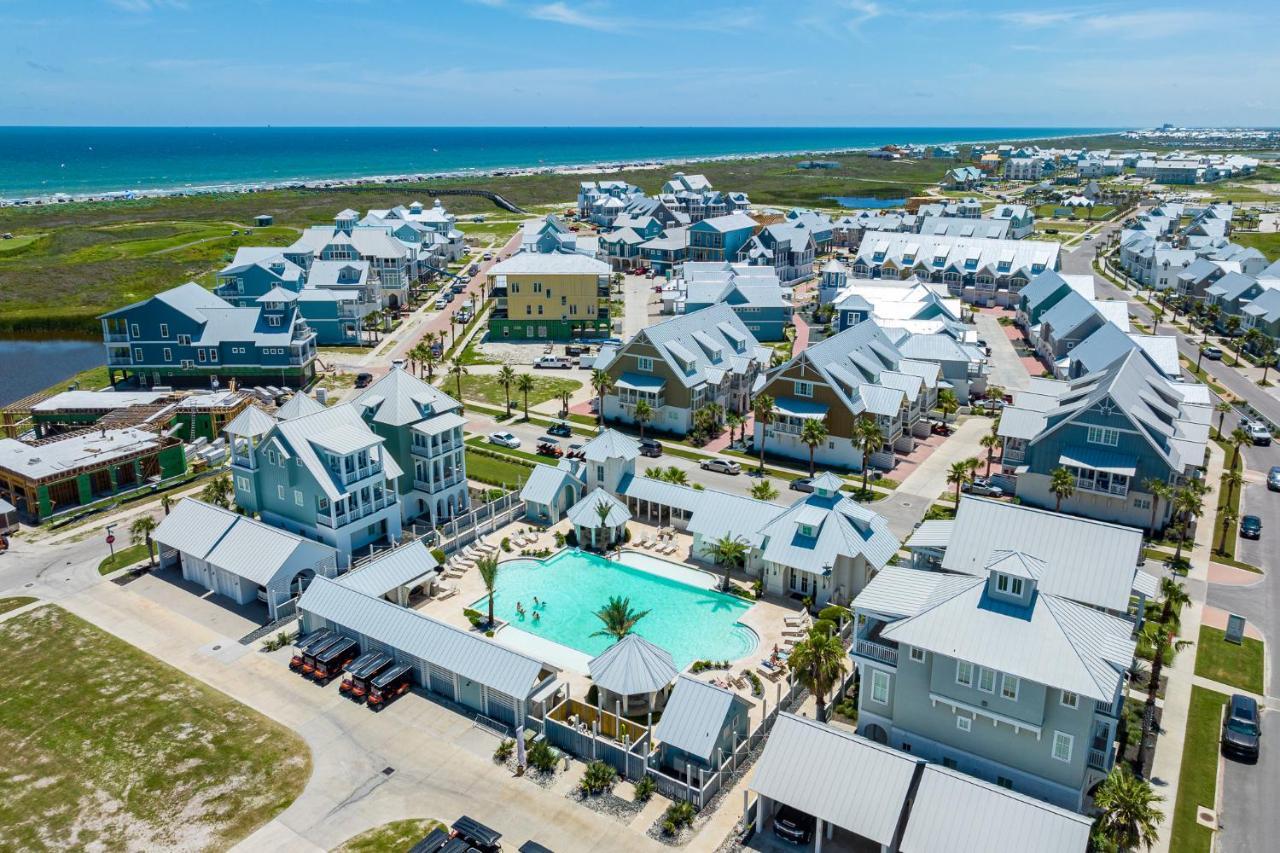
xmin=974 ymin=313 xmax=1029 ymax=392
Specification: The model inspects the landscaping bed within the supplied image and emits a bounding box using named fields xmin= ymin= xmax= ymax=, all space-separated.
xmin=1170 ymin=687 xmax=1229 ymax=853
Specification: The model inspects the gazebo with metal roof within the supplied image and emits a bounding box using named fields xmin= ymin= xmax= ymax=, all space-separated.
xmin=588 ymin=633 xmax=678 ymax=717
xmin=566 ymin=488 xmax=631 ymax=551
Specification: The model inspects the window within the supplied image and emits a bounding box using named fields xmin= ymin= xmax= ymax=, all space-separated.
xmin=956 ymin=660 xmax=973 ymax=687
xmin=997 ymin=574 xmax=1008 ymax=592
xmin=197 ymin=349 xmax=206 ymax=363
xmin=637 ymin=356 xmax=654 ymax=372
xmin=1011 ymin=578 xmax=1023 ymax=596
xmin=178 ymin=334 xmax=191 ymax=346
xmin=163 ymin=348 xmax=172 ymax=362
xmin=1001 ymin=674 xmax=1020 ymax=701
xmin=909 ymin=647 xmax=926 ymax=663
xmin=277 ymin=485 xmax=285 ymax=500
xmin=996 ymin=776 xmax=1014 ymax=790
xmin=160 ymin=323 xmax=169 ymax=338
xmin=870 ymin=670 xmax=890 ymax=704
xmin=133 ymin=347 xmax=144 ymax=361
xmin=267 ymin=315 xmax=282 ymax=327
xmin=956 ymin=717 xmax=972 ymax=732
xmin=1087 ymin=425 xmax=1121 ymax=446
xmin=294 ymin=490 xmax=304 ymax=506
xmin=1052 ymin=731 xmax=1074 ymax=763
xmin=130 ymin=323 xmax=140 ymax=338
xmin=209 ymin=349 xmax=218 ymax=363
xmin=1061 ymin=690 xmax=1079 ymax=709
xmin=942 ymin=757 xmax=959 ymax=769
xmin=794 ymin=380 xmax=814 ymax=398
xmin=235 ymin=476 xmax=250 ymax=491
xmin=533 ymin=281 xmax=543 ymax=293
xmin=978 ymin=668 xmax=996 ymax=693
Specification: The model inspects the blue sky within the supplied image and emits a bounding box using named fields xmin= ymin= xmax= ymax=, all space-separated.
xmin=3 ymin=0 xmax=1276 ymax=126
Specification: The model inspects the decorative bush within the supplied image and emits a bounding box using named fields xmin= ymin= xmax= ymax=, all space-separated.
xmin=746 ymin=669 xmax=764 ymax=697
xmin=463 ymin=608 xmax=483 ymax=628
xmin=501 ymin=537 xmax=511 ymax=552
xmin=579 ymin=760 xmax=618 ymax=796
xmin=662 ymin=801 xmax=697 ymax=835
xmin=494 ymin=739 xmax=514 ymax=763
xmin=818 ymin=605 xmax=848 ymax=625
xmin=623 ymin=527 xmax=632 ymax=543
xmin=527 ymin=738 xmax=558 ymax=773
xmin=634 ymin=774 xmax=656 ymax=802
xmin=554 ymin=531 xmax=566 ymax=548
xmin=565 ymin=529 xmax=578 ymax=547
xmin=430 ymin=547 xmax=447 ymax=565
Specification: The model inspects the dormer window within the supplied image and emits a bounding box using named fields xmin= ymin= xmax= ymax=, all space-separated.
xmin=798 ymin=523 xmax=814 ymax=537
xmin=995 ymin=574 xmax=1024 ymax=597
xmin=794 ymin=381 xmax=814 ymax=398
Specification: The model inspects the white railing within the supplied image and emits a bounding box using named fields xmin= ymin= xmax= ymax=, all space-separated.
xmin=855 ymin=637 xmax=898 ymax=666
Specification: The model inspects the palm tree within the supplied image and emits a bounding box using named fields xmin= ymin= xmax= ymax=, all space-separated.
xmin=800 ymin=418 xmax=828 ymax=476
xmin=854 ymin=416 xmax=884 ymax=496
xmin=516 ymin=373 xmax=535 ymax=421
xmin=1171 ymin=483 xmax=1205 ymax=565
xmin=750 ymin=480 xmax=779 ymax=501
xmin=1220 ymin=467 xmax=1243 ymax=517
xmin=590 ymin=369 xmax=615 ymax=427
xmin=980 ymin=432 xmax=1001 ymax=476
xmin=593 ymin=498 xmax=615 ymax=550
xmin=1214 ymin=400 xmax=1231 ymax=438
xmin=1139 ymin=619 xmax=1191 ymax=773
xmin=448 ymin=358 xmax=468 ymax=402
xmin=496 ymin=364 xmax=516 ymax=413
xmin=1142 ymin=478 xmax=1172 ymax=537
xmin=634 ymin=399 xmax=654 ymax=440
xmin=662 ymin=465 xmax=687 ymax=486
xmin=1049 ymin=465 xmax=1075 ymax=512
xmin=946 ymin=460 xmax=971 ymax=503
xmin=1156 ymin=577 xmax=1190 ymax=634
xmin=725 ymin=412 xmax=744 ymax=448
xmin=752 ymin=394 xmax=775 ymax=473
xmin=477 ymin=555 xmax=500 ymax=629
xmin=936 ymin=388 xmax=959 ymax=430
xmin=1228 ymin=426 xmax=1250 ymax=471
xmin=1217 ymin=507 xmax=1239 ymax=554
xmin=1092 ymin=765 xmax=1164 ymax=851
xmin=558 ymin=387 xmax=572 ymax=419
xmin=200 ymin=474 xmax=233 ymax=509
xmin=710 ymin=534 xmax=748 ymax=591
xmin=363 ymin=309 xmax=383 ymax=344
xmin=423 ymin=342 xmax=441 ymax=381
xmin=129 ymin=514 xmax=158 ymax=568
xmin=592 ymin=596 xmax=650 ymax=642
xmin=787 ymin=624 xmax=849 ymax=722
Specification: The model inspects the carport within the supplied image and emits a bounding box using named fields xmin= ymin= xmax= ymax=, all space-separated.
xmin=336 ymin=540 xmax=439 ymax=605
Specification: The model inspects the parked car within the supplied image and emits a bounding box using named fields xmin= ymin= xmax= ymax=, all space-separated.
xmin=1268 ymin=465 xmax=1280 ymax=491
xmin=1241 ymin=514 xmax=1263 ymax=539
xmin=534 ymin=356 xmax=572 ymax=369
xmin=639 ymin=438 xmax=663 ymax=458
xmin=962 ymin=477 xmax=1004 ymax=497
xmin=789 ymin=477 xmax=815 ymax=493
xmin=488 ymin=431 xmax=521 ymax=449
xmin=536 ymin=438 xmax=563 ymax=457
xmin=547 ymin=421 xmax=573 ymax=437
xmin=699 ymin=458 xmax=741 ymax=475
xmin=1202 ymin=344 xmax=1223 ymax=360
xmin=1221 ymin=693 xmax=1261 ymax=761
xmin=772 ymin=804 xmax=816 ymax=845
xmin=482 ymin=252 xmax=493 ymax=260
xmin=1247 ymin=421 xmax=1273 ymax=446
xmin=354 ymin=372 xmax=373 ymax=388
xmin=434 ymin=296 xmax=450 ymax=309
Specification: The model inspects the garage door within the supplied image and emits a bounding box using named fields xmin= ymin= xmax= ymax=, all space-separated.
xmin=428 ymin=664 xmax=455 ymax=700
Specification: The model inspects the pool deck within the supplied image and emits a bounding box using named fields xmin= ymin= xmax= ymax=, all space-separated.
xmin=415 ymin=515 xmax=806 ymax=729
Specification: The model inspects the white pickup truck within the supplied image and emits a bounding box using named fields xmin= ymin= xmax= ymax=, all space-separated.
xmin=534 ymin=356 xmax=573 ymax=370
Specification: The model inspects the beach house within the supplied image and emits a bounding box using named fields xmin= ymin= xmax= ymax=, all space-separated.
xmin=486 ymin=251 xmax=612 ymax=341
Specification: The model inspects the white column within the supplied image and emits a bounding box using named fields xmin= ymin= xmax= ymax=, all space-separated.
xmin=815 ymin=818 xmax=824 ymax=853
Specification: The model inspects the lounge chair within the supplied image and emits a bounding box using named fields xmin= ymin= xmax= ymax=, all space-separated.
xmin=755 ymin=664 xmax=779 ymax=681
xmin=435 ymin=585 xmax=458 ymax=601
xmin=783 ymin=614 xmax=808 ymax=627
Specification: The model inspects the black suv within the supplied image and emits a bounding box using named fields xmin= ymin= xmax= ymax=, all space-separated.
xmin=772 ymin=804 xmax=815 ymax=845
xmin=639 ymin=438 xmax=663 ymax=458
xmin=1222 ymin=693 xmax=1261 ymax=761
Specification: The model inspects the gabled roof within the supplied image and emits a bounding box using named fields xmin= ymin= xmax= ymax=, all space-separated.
xmin=336 ymin=541 xmax=439 ymax=597
xmin=566 ymin=488 xmax=630 ymax=528
xmin=348 ymin=365 xmax=461 ymax=426
xmin=276 ymin=393 xmax=326 ymax=420
xmin=624 ymin=304 xmax=768 ymax=390
xmin=520 ymin=461 xmax=583 ymax=506
xmin=757 ymin=488 xmax=901 ymax=573
xmin=588 ymin=633 xmax=678 ymax=696
xmin=750 ymin=714 xmax=919 ymax=848
xmin=298 ymin=576 xmax=553 ymax=698
xmin=652 ymin=674 xmax=752 ymax=761
xmin=269 ymin=404 xmax=399 ymax=501
xmin=581 ymin=429 xmax=640 ymax=463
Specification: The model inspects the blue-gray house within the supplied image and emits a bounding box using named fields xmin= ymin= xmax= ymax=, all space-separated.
xmin=651 ymin=674 xmax=753 ymax=778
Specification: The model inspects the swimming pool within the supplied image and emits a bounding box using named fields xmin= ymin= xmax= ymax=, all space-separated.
xmin=477 ymin=549 xmax=758 ymax=669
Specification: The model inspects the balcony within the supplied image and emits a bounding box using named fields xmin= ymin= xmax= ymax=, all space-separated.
xmin=415 ymin=473 xmax=462 ymax=493
xmin=107 ymin=353 xmax=133 ymax=366
xmin=336 ymin=463 xmax=377 ymax=486
xmin=318 ymin=488 xmax=397 ymax=528
xmin=1095 ymin=697 xmax=1120 ymax=718
xmin=1088 ymin=746 xmax=1111 ymax=772
xmin=104 ymin=332 xmax=130 ymax=343
xmin=854 ymin=637 xmax=898 ymax=667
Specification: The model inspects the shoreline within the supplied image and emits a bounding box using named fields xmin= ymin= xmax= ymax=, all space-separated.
xmin=0 ymin=128 xmax=1123 ymax=206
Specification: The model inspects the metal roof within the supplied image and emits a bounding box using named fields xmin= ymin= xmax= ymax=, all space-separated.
xmin=750 ymin=713 xmax=919 ymax=847
xmin=276 ymin=393 xmax=326 ymax=420
xmin=582 ymin=429 xmax=640 ymax=463
xmin=588 ymin=633 xmax=678 ymax=696
xmin=0 ymin=428 xmax=164 ymax=480
xmin=900 ymin=764 xmax=1091 ymax=853
xmin=154 ymin=498 xmax=336 ymax=586
xmin=757 ymin=492 xmax=901 ymax=573
xmin=853 ymin=564 xmax=977 ymax=619
xmin=1059 ymin=445 xmax=1137 ymax=476
xmin=269 ymin=403 xmax=398 ymax=501
xmin=349 ymin=365 xmax=461 ymax=427
xmin=520 ymin=462 xmax=582 ymax=506
xmin=412 ymin=411 xmax=467 ymax=437
xmin=940 ymin=496 xmax=1143 ymax=613
xmin=566 ymin=488 xmax=631 ymax=528
xmin=618 ymin=474 xmax=703 ymax=514
xmin=904 ymin=519 xmax=953 ymax=549
xmin=298 ymin=576 xmax=553 ymax=698
xmin=225 ymin=404 xmax=277 ymax=437
xmin=614 ymin=373 xmax=667 ymax=392
xmin=652 ymin=674 xmax=751 ymax=762
xmin=337 ymin=541 xmax=439 ymax=597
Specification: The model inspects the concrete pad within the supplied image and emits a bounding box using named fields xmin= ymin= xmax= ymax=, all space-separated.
xmin=1201 ymin=605 xmax=1264 ymax=640
xmin=1208 ymin=562 xmax=1265 ymax=587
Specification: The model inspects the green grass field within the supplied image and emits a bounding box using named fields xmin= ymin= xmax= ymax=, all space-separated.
xmin=335 ymin=819 xmax=446 ymax=853
xmin=1232 ymin=232 xmax=1280 ymax=262
xmin=97 ymin=540 xmax=154 ymax=575
xmin=444 ymin=373 xmax=581 ymax=410
xmin=464 ymin=447 xmax=534 ymax=489
xmin=1195 ymin=625 xmax=1265 ymax=695
xmin=1170 ymin=687 xmax=1228 ymax=853
xmin=0 ymin=606 xmax=309 ymax=851
xmin=0 ymin=596 xmax=36 ymax=615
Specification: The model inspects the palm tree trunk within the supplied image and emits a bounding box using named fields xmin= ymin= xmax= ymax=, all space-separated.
xmin=1149 ymin=499 xmax=1160 ymax=537
xmin=808 ymin=446 xmax=815 ymax=476
xmin=759 ymin=433 xmax=767 ymax=472
xmin=1218 ymin=513 xmax=1230 ymax=552
xmin=146 ymin=535 xmax=155 ymax=568
xmin=1055 ymin=493 xmax=1063 ymax=512
xmin=488 ymin=591 xmax=495 ymax=627
xmin=1173 ymin=516 xmax=1187 ymax=564
xmin=862 ymin=454 xmax=870 ymax=495
xmin=523 ymin=391 xmax=530 ymax=421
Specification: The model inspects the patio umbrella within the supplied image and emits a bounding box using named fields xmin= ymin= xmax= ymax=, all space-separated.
xmin=515 ymin=725 xmax=526 ymax=771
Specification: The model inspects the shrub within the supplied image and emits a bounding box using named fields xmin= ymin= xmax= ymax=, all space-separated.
xmin=634 ymin=774 xmax=656 ymax=802
xmin=494 ymin=739 xmax=514 ymax=763
xmin=811 ymin=618 xmax=837 ymax=637
xmin=623 ymin=527 xmax=632 ymax=543
xmin=430 ymin=547 xmax=447 ymax=565
xmin=565 ymin=529 xmax=578 ymax=547
xmin=501 ymin=536 xmax=511 ymax=552
xmin=752 ymin=579 xmax=763 ymax=598
xmin=463 ymin=608 xmax=483 ymax=628
xmin=746 ymin=669 xmax=764 ymax=697
xmin=662 ymin=801 xmax=696 ymax=835
xmin=527 ymin=738 xmax=558 ymax=773
xmin=818 ymin=605 xmax=848 ymax=625
xmin=554 ymin=531 xmax=565 ymax=548
xmin=579 ymin=760 xmax=618 ymax=796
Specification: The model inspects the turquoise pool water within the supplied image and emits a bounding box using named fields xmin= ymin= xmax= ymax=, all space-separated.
xmin=478 ymin=549 xmax=757 ymax=669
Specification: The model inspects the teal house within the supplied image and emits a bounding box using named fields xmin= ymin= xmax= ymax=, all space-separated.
xmin=100 ymin=282 xmax=317 ymax=390
xmin=687 ymin=213 xmax=758 ymax=263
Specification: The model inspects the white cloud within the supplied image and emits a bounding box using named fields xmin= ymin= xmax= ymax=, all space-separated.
xmin=528 ymin=2 xmax=622 ymax=31
xmin=107 ymin=0 xmax=186 ymax=11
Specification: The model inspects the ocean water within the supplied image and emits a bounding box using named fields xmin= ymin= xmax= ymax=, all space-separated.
xmin=0 ymin=339 xmax=104 ymax=405
xmin=0 ymin=126 xmax=1116 ymax=199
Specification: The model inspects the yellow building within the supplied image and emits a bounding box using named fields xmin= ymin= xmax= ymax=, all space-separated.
xmin=487 ymin=252 xmax=613 ymax=340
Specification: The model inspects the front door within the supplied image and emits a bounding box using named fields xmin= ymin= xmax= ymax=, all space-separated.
xmin=789 ymin=569 xmax=810 ymax=596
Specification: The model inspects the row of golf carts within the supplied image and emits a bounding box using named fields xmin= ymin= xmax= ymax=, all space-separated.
xmin=288 ymin=630 xmax=413 ymax=709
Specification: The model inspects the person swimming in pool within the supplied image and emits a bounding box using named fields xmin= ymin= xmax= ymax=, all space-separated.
xmin=532 ymin=610 xmax=541 ymax=624
xmin=516 ymin=601 xmax=525 ymax=617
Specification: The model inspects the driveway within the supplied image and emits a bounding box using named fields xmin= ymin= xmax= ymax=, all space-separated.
xmin=973 ymin=312 xmax=1030 ymax=393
